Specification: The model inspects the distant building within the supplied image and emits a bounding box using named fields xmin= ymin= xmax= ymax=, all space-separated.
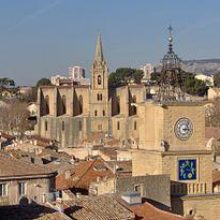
xmin=195 ymin=74 xmax=214 ymax=86
xmin=0 ymin=152 xmax=57 ymax=205
xmin=140 ymin=63 xmax=153 ymax=81
xmin=69 ymin=66 xmax=85 ymax=81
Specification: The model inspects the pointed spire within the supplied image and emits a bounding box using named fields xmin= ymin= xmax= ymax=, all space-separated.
xmin=94 ymin=33 xmax=104 ymax=62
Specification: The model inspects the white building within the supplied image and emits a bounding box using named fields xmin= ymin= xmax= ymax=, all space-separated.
xmin=195 ymin=74 xmax=214 ymax=86
xmin=140 ymin=63 xmax=154 ymax=81
xmin=69 ymin=66 xmax=86 ymax=81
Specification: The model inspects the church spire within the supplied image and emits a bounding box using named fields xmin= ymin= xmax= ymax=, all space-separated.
xmin=94 ymin=33 xmax=104 ymax=62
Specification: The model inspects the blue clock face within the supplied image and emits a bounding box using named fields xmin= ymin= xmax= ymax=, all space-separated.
xmin=178 ymin=159 xmax=196 ymax=180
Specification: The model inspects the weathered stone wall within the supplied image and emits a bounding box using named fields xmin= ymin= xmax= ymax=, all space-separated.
xmin=0 ymin=176 xmax=54 ymax=206
xmin=116 ymin=175 xmax=171 ymax=207
xmin=172 ymin=194 xmax=220 ymax=220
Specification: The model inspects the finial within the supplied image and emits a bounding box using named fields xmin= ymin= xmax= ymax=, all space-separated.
xmin=168 ymin=25 xmax=173 ymax=53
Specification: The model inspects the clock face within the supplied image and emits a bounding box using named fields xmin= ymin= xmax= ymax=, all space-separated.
xmin=174 ymin=117 xmax=193 ymax=141
xmin=178 ymin=159 xmax=196 ymax=180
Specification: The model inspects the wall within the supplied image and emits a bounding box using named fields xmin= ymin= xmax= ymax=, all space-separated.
xmin=0 ymin=176 xmax=54 ymax=206
xmin=116 ymin=175 xmax=171 ymax=208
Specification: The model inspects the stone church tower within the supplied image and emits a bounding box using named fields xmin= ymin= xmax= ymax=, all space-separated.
xmin=89 ymin=34 xmax=112 ymax=133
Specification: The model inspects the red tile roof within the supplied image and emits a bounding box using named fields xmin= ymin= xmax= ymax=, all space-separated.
xmin=131 ymin=202 xmax=185 ymax=220
xmin=56 ymin=159 xmax=115 ymax=190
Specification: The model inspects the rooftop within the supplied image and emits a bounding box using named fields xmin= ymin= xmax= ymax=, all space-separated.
xmin=0 ymin=152 xmax=56 ymax=179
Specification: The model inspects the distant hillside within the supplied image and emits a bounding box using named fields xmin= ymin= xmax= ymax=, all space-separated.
xmin=181 ymin=59 xmax=220 ymax=75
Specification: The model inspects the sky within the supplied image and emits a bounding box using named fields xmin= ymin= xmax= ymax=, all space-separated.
xmin=1 ymin=0 xmax=220 ymax=85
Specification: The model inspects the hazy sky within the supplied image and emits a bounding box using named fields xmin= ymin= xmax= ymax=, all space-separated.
xmin=1 ymin=0 xmax=220 ymax=85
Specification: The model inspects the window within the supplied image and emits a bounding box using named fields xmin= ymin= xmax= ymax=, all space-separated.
xmin=61 ymin=95 xmax=66 ymax=115
xmin=79 ymin=95 xmax=83 ymax=114
xmin=117 ymin=121 xmax=120 ymax=130
xmin=103 ymin=110 xmax=105 ymax=116
xmin=97 ymin=93 xmax=102 ymax=101
xmin=97 ymin=75 xmax=102 ymax=85
xmin=45 ymin=95 xmax=49 ymax=115
xmin=134 ymin=121 xmax=137 ymax=130
xmin=134 ymin=184 xmax=142 ymax=195
xmin=0 ymin=183 xmax=7 ymax=197
xmin=95 ymin=110 xmax=98 ymax=116
xmin=62 ymin=121 xmax=65 ymax=131
xmin=79 ymin=121 xmax=82 ymax=131
xmin=45 ymin=121 xmax=48 ymax=131
xmin=18 ymin=182 xmax=26 ymax=196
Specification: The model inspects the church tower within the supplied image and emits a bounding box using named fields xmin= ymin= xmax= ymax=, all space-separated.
xmin=89 ymin=34 xmax=111 ymax=133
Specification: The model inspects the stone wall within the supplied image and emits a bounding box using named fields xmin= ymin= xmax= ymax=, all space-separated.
xmin=0 ymin=176 xmax=55 ymax=206
xmin=116 ymin=174 xmax=171 ymax=207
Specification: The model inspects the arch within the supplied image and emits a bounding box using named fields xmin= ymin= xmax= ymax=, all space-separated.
xmin=79 ymin=95 xmax=83 ymax=114
xmin=97 ymin=94 xmax=100 ymax=101
xmin=103 ymin=110 xmax=105 ymax=116
xmin=94 ymin=110 xmax=98 ymax=116
xmin=97 ymin=75 xmax=102 ymax=85
xmin=45 ymin=95 xmax=49 ymax=115
xmin=61 ymin=95 xmax=66 ymax=115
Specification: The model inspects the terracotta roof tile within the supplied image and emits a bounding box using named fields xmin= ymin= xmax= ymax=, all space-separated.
xmin=0 ymin=152 xmax=56 ymax=178
xmin=130 ymin=202 xmax=185 ymax=220
xmin=56 ymin=159 xmax=115 ymax=190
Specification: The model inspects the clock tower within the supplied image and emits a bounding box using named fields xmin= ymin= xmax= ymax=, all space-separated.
xmin=132 ymin=101 xmax=213 ymax=195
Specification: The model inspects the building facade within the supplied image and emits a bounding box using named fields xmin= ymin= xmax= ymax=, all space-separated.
xmin=36 ymin=34 xmax=146 ymax=148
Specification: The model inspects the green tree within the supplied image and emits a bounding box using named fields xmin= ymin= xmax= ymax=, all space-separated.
xmin=0 ymin=77 xmax=15 ymax=87
xmin=150 ymin=72 xmax=161 ymax=84
xmin=181 ymin=72 xmax=207 ymax=96
xmin=214 ymin=72 xmax=220 ymax=87
xmin=36 ymin=78 xmax=51 ymax=88
xmin=108 ymin=68 xmax=144 ymax=88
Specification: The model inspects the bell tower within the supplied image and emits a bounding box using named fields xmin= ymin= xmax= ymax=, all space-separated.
xmin=91 ymin=33 xmax=108 ymax=90
xmin=89 ymin=34 xmax=111 ymax=133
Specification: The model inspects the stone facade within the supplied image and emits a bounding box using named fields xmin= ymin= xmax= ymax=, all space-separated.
xmin=36 ymin=35 xmax=147 ymax=148
xmin=0 ymin=175 xmax=55 ymax=206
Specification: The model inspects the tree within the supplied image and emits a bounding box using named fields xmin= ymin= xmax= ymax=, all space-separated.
xmin=0 ymin=77 xmax=15 ymax=87
xmin=214 ymin=72 xmax=220 ymax=87
xmin=0 ymin=100 xmax=30 ymax=134
xmin=108 ymin=68 xmax=144 ymax=88
xmin=30 ymin=78 xmax=52 ymax=102
xmin=181 ymin=72 xmax=207 ymax=96
xmin=206 ymin=97 xmax=220 ymax=127
xmin=150 ymin=72 xmax=161 ymax=84
xmin=36 ymin=78 xmax=51 ymax=88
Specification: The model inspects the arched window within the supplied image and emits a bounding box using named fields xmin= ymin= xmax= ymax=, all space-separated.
xmin=103 ymin=110 xmax=105 ymax=116
xmin=62 ymin=121 xmax=65 ymax=131
xmin=97 ymin=75 xmax=102 ymax=85
xmin=79 ymin=95 xmax=83 ymax=114
xmin=97 ymin=93 xmax=103 ymax=101
xmin=45 ymin=95 xmax=49 ymax=115
xmin=131 ymin=95 xmax=137 ymax=115
xmin=45 ymin=121 xmax=48 ymax=131
xmin=117 ymin=121 xmax=120 ymax=130
xmin=94 ymin=110 xmax=98 ymax=116
xmin=61 ymin=95 xmax=66 ymax=115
